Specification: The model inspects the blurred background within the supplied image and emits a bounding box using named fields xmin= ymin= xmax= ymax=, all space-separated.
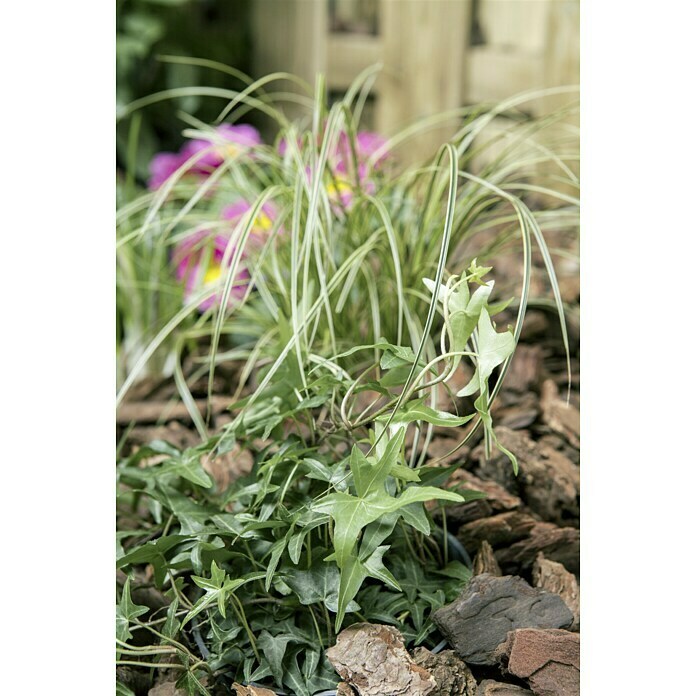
xmin=117 ymin=0 xmax=579 ymax=178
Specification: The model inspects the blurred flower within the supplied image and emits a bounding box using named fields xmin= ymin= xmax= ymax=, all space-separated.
xmin=278 ymin=128 xmax=388 ymax=213
xmin=326 ymin=163 xmax=377 ymax=212
xmin=184 ymin=124 xmax=262 ymax=171
xmin=278 ymin=129 xmax=389 ymax=173
xmin=173 ymin=230 xmax=250 ymax=312
xmin=222 ymin=200 xmax=281 ymax=244
xmin=335 ymin=131 xmax=389 ymax=173
xmin=148 ymin=152 xmax=189 ymax=191
xmin=148 ymin=124 xmax=262 ymax=190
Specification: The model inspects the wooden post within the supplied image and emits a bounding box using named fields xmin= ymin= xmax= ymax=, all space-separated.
xmin=378 ymin=0 xmax=471 ymax=163
xmin=541 ymin=0 xmax=580 ymax=198
xmin=251 ymin=0 xmax=328 ymax=123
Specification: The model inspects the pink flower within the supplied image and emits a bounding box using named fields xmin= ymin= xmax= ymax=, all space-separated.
xmin=336 ymin=131 xmax=389 ymax=172
xmin=172 ymin=230 xmax=250 ymax=312
xmin=222 ymin=200 xmax=281 ymax=245
xmin=148 ymin=124 xmax=262 ymax=190
xmin=276 ymin=128 xmax=389 ymax=214
xmin=278 ymin=129 xmax=389 ymax=173
xmin=183 ymin=124 xmax=262 ymax=172
xmin=325 ymin=163 xmax=377 ymax=212
xmin=148 ymin=152 xmax=188 ymax=191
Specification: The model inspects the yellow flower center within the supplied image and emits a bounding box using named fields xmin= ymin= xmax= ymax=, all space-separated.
xmin=326 ymin=177 xmax=353 ymax=200
xmin=255 ymin=212 xmax=273 ymax=232
xmin=203 ymin=263 xmax=222 ymax=286
xmin=219 ymin=143 xmax=240 ymax=159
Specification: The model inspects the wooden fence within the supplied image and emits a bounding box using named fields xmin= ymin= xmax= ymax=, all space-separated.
xmin=252 ymin=0 xmax=579 ymax=162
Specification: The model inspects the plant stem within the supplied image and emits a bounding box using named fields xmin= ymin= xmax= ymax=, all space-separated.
xmin=308 ymin=604 xmax=325 ymax=650
xmin=230 ymin=593 xmax=260 ymax=663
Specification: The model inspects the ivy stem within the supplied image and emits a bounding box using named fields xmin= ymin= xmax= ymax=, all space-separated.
xmin=321 ymin=603 xmax=333 ymax=645
xmin=167 ymin=571 xmax=194 ymax=609
xmin=230 ymin=593 xmax=260 ymax=662
xmin=308 ymin=604 xmax=325 ymax=650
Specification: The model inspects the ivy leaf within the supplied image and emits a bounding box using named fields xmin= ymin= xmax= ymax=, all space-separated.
xmin=350 ymin=427 xmax=405 ymax=497
xmin=335 ymin=544 xmax=401 ymax=630
xmin=285 ymin=563 xmax=359 ymax=614
xmin=315 ymin=486 xmax=464 ymax=569
xmin=182 ymin=565 xmax=264 ymax=626
xmin=120 ymin=447 xmax=213 ymax=489
xmin=302 ymin=457 xmax=333 ymax=482
xmin=175 ymin=668 xmax=210 ymax=696
xmin=265 ymin=538 xmax=288 ymax=591
xmin=287 ymin=513 xmax=329 ymax=564
xmin=336 ymin=553 xmax=369 ymax=630
xmin=449 ymin=281 xmax=494 ymax=354
xmin=116 ymin=577 xmax=148 ymax=643
xmin=156 ymin=487 xmax=216 ymax=535
xmin=436 ymin=560 xmax=473 ymax=584
xmin=385 ymin=399 xmax=475 ymax=427
xmin=424 ymin=277 xmax=496 ymax=362
xmin=257 ymin=630 xmax=293 ymax=687
xmin=282 ymin=648 xmax=314 ymax=696
xmin=467 ymin=257 xmax=493 ymax=284
xmin=422 ymin=278 xmax=449 ymax=306
xmin=162 ymin=598 xmax=180 ymax=639
xmin=457 ymin=307 xmax=516 ymax=397
xmin=117 ymin=536 xmax=186 ymax=565
xmin=363 ymin=545 xmax=401 ymax=591
xmin=389 ymin=461 xmax=421 ymax=483
xmin=379 ymin=344 xmax=421 ymax=370
xmin=359 ymin=511 xmax=400 ymax=560
xmin=303 ymin=649 xmax=320 ymax=681
xmin=160 ymin=449 xmax=213 ymax=488
xmin=399 ymin=501 xmax=431 ymax=535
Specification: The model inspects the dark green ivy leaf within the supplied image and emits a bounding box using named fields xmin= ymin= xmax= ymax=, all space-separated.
xmin=116 ymin=577 xmax=148 ymax=643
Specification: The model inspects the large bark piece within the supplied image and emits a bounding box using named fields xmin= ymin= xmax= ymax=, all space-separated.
xmin=492 ymin=428 xmax=579 ymax=524
xmin=435 ymin=471 xmax=522 ymax=527
xmin=431 ymin=574 xmax=573 ymax=665
xmin=326 ymin=623 xmax=436 ymax=695
xmin=497 ymin=524 xmax=580 ymax=576
xmin=412 ymin=648 xmax=477 ymax=695
xmin=458 ymin=511 xmax=539 ymax=550
xmin=495 ymin=628 xmax=580 ymax=696
xmin=532 ymin=553 xmax=579 ymax=631
xmin=456 ymin=470 xmax=524 ymax=512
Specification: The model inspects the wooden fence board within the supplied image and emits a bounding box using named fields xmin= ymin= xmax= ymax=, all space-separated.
xmin=251 ymin=0 xmax=579 ymax=164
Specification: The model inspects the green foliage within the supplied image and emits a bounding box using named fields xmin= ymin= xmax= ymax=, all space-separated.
xmin=117 ymin=312 xmax=521 ymax=692
xmin=116 ymin=71 xmax=578 ymax=693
